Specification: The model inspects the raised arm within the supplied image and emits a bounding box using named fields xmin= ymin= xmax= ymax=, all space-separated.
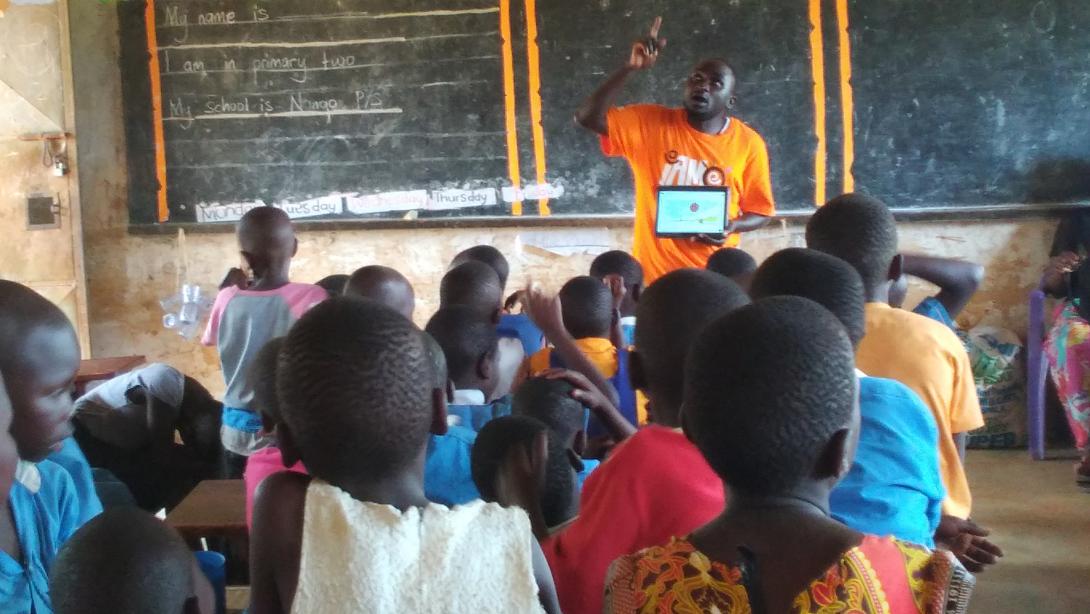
xmin=902 ymin=254 xmax=985 ymax=319
xmin=524 ymin=283 xmax=622 ymax=409
xmin=574 ymin=17 xmax=666 ymax=135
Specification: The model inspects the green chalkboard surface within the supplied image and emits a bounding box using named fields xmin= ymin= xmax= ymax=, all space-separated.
xmin=119 ymin=0 xmax=1090 ymax=226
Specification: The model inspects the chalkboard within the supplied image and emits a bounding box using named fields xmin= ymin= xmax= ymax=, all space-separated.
xmin=119 ymin=0 xmax=820 ymax=225
xmin=848 ymin=0 xmax=1090 ymax=208
xmin=120 ymin=0 xmax=1090 ymax=226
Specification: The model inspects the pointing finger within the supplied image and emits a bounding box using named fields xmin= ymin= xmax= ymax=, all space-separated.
xmin=650 ymin=16 xmax=662 ymax=39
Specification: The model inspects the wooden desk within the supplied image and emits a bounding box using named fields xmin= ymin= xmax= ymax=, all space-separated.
xmin=167 ymin=480 xmax=248 ymax=542
xmin=75 ymin=355 xmax=146 ymax=395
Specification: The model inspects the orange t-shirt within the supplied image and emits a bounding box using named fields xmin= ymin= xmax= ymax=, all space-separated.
xmin=602 ymin=105 xmax=776 ymax=283
xmin=856 ymin=303 xmax=985 ymax=519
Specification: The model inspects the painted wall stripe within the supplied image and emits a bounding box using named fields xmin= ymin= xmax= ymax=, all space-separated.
xmin=146 ymin=0 xmax=169 ymax=222
xmin=499 ymin=0 xmax=523 ymax=215
xmin=836 ymin=0 xmax=855 ymax=194
xmin=523 ymin=0 xmax=550 ymax=216
xmin=807 ymin=0 xmax=827 ymax=208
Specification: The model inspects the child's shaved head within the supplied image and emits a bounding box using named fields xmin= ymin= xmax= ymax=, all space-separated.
xmin=237 ymin=206 xmax=297 ymax=277
xmin=344 ymin=265 xmax=415 ymax=320
xmin=50 ymin=507 xmax=211 ymax=614
xmin=706 ymin=247 xmax=758 ymax=290
xmin=278 ymin=297 xmax=437 ymax=483
xmin=440 ymin=261 xmax=503 ymax=320
xmin=684 ymin=297 xmax=857 ymax=496
xmin=559 ymin=276 xmax=613 ymax=340
xmin=451 ymin=245 xmax=510 ymax=289
xmin=0 ymin=280 xmax=80 ymax=461
xmin=633 ymin=270 xmax=750 ymax=425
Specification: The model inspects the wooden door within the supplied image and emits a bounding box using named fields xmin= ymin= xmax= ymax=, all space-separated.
xmin=0 ymin=0 xmax=90 ymax=353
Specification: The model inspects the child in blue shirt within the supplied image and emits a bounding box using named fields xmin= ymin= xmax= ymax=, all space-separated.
xmin=590 ymin=250 xmax=644 ymax=347
xmin=751 ymin=248 xmax=945 ymax=546
xmin=451 ymin=245 xmax=546 ymax=356
xmin=425 ymin=307 xmax=508 ymax=432
xmin=0 ymin=368 xmax=82 ymax=614
xmin=0 ymin=281 xmax=102 ymax=527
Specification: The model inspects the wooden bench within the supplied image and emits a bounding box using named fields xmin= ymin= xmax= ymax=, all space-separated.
xmin=166 ymin=479 xmax=248 ymax=542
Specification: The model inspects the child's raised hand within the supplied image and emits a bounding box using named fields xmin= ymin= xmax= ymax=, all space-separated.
xmin=602 ymin=274 xmax=626 ymax=311
xmin=523 ymin=282 xmax=566 ymax=336
xmin=541 ymin=368 xmax=618 ymax=415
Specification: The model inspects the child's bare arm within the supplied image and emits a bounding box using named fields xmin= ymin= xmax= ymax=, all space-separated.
xmin=902 ymin=254 xmax=985 ymax=319
xmin=531 ymin=539 xmax=562 ymax=614
xmin=542 ymin=368 xmax=636 ymax=442
xmin=250 ymin=472 xmax=310 ymax=614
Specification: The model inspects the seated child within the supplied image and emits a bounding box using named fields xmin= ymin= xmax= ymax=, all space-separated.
xmin=521 ymin=276 xmax=638 ymax=432
xmin=0 ymin=280 xmax=102 ymax=525
xmin=243 ymin=338 xmax=306 ymax=529
xmin=471 ymin=415 xmax=579 ymax=535
xmin=750 ymin=248 xmax=945 ymax=546
xmin=440 ymin=261 xmax=523 ymax=399
xmin=807 ymin=194 xmax=1000 ymax=572
xmin=522 ymin=269 xmax=750 ymax=614
xmin=249 ymin=298 xmax=559 ymax=613
xmin=73 ymin=364 xmax=222 ymax=512
xmin=589 ymin=250 xmax=644 ymax=346
xmin=452 ymin=245 xmax=545 ymax=356
xmin=49 ymin=507 xmax=214 ymax=614
xmin=0 ymin=370 xmax=82 ymax=614
xmin=424 ymin=307 xmax=507 ymax=431
xmin=705 ymin=247 xmax=758 ymax=291
xmin=512 ymin=374 xmax=609 ymax=489
xmin=420 ymin=331 xmax=483 ymax=506
xmin=889 ymin=254 xmax=985 ymax=328
xmin=201 ymin=207 xmax=328 ymax=477
xmin=344 ymin=265 xmax=415 ymax=320
xmin=605 ymin=297 xmax=975 ymax=614
xmin=314 ymin=274 xmax=349 ymax=298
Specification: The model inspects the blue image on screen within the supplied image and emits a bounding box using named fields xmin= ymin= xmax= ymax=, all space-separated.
xmin=656 ymin=190 xmax=727 ymax=235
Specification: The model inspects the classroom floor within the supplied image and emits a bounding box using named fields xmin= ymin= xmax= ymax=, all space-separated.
xmin=966 ymin=450 xmax=1089 ymax=614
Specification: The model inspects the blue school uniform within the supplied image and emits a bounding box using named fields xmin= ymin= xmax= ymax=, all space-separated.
xmin=1 ymin=461 xmax=82 ymax=614
xmin=424 ymin=425 xmax=480 ymax=506
xmin=830 ymin=376 xmax=946 ymax=547
xmin=498 ymin=314 xmax=545 ymax=356
xmin=447 ymin=392 xmax=512 ymax=432
xmin=45 ymin=438 xmax=102 ymax=525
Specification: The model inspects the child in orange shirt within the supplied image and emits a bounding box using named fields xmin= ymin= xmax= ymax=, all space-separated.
xmin=520 ymin=277 xmax=638 ymax=435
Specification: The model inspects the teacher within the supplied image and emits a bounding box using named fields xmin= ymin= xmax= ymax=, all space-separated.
xmin=575 ymin=17 xmax=775 ymax=282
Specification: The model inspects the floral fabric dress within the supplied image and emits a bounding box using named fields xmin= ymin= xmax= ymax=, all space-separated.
xmin=604 ymin=535 xmax=973 ymax=614
xmin=1045 ymin=300 xmax=1090 ymax=452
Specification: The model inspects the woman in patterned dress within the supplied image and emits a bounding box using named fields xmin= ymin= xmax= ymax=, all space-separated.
xmin=604 ymin=298 xmax=973 ymax=614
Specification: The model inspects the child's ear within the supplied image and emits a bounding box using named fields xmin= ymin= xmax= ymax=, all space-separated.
xmin=477 ymin=350 xmax=496 ymax=383
xmin=291 ymin=238 xmax=299 ymax=258
xmin=430 ymin=387 xmax=449 ymax=436
xmin=573 ymin=429 xmax=587 ymax=457
xmin=887 ymin=253 xmax=904 ymax=282
xmin=814 ymin=428 xmax=853 ymax=482
xmin=491 ymin=307 xmax=503 ymax=325
xmin=628 ymin=350 xmax=648 ymax=392
xmin=631 ymin=283 xmax=643 ymax=303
